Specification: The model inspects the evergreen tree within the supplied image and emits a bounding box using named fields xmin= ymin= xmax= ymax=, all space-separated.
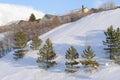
xmin=14 ymin=31 xmax=27 ymax=49
xmin=37 ymin=38 xmax=57 ymax=69
xmin=103 ymin=26 xmax=119 ymax=59
xmin=65 ymin=46 xmax=79 ymax=73
xmin=81 ymin=46 xmax=95 ymax=60
xmin=13 ymin=31 xmax=27 ymax=60
xmin=30 ymin=35 xmax=42 ymax=50
xmin=82 ymin=5 xmax=84 ymax=13
xmin=29 ymin=13 xmax=36 ymax=22
xmin=113 ymin=27 xmax=120 ymax=63
xmin=80 ymin=45 xmax=99 ymax=69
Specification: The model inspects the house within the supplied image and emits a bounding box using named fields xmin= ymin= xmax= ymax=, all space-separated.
xmin=42 ymin=14 xmax=57 ymax=21
xmin=83 ymin=7 xmax=89 ymax=13
xmin=81 ymin=5 xmax=89 ymax=13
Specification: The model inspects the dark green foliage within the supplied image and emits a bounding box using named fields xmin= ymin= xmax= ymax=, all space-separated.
xmin=29 ymin=13 xmax=36 ymax=22
xmin=65 ymin=46 xmax=79 ymax=73
xmin=103 ymin=26 xmax=117 ymax=59
xmin=103 ymin=26 xmax=120 ymax=60
xmin=80 ymin=60 xmax=99 ymax=69
xmin=65 ymin=46 xmax=79 ymax=60
xmin=65 ymin=60 xmax=79 ymax=66
xmin=37 ymin=38 xmax=57 ymax=69
xmin=14 ymin=31 xmax=27 ymax=49
xmin=30 ymin=35 xmax=42 ymax=50
xmin=65 ymin=69 xmax=77 ymax=73
xmin=81 ymin=45 xmax=99 ymax=69
xmin=81 ymin=46 xmax=95 ymax=60
xmin=13 ymin=31 xmax=27 ymax=59
xmin=13 ymin=50 xmax=28 ymax=60
xmin=114 ymin=27 xmax=120 ymax=64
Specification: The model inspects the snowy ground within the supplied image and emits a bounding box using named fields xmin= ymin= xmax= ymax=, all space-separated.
xmin=0 ymin=9 xmax=120 ymax=80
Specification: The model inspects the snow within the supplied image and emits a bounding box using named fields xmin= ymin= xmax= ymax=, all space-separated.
xmin=0 ymin=3 xmax=45 ymax=26
xmin=1 ymin=9 xmax=120 ymax=80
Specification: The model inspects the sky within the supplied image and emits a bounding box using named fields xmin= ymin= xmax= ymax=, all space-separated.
xmin=0 ymin=0 xmax=120 ymax=14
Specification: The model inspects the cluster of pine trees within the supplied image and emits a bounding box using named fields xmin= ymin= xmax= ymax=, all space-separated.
xmin=65 ymin=45 xmax=99 ymax=73
xmin=12 ymin=30 xmax=99 ymax=72
xmin=5 ymin=25 xmax=120 ymax=73
xmin=12 ymin=31 xmax=57 ymax=68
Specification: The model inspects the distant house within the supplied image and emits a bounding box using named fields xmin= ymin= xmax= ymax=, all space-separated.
xmin=81 ymin=5 xmax=89 ymax=13
xmin=42 ymin=14 xmax=57 ymax=21
xmin=58 ymin=15 xmax=71 ymax=24
xmin=83 ymin=7 xmax=89 ymax=13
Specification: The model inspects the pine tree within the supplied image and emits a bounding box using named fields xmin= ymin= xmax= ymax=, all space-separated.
xmin=65 ymin=46 xmax=79 ymax=73
xmin=29 ymin=13 xmax=36 ymax=22
xmin=80 ymin=45 xmax=99 ymax=69
xmin=103 ymin=26 xmax=119 ymax=59
xmin=113 ymin=27 xmax=120 ymax=63
xmin=13 ymin=31 xmax=27 ymax=60
xmin=14 ymin=31 xmax=27 ymax=49
xmin=37 ymin=38 xmax=57 ymax=69
xmin=30 ymin=35 xmax=42 ymax=50
xmin=82 ymin=5 xmax=84 ymax=13
xmin=81 ymin=46 xmax=95 ymax=60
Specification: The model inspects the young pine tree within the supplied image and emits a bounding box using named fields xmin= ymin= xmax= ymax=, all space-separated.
xmin=29 ymin=13 xmax=36 ymax=22
xmin=113 ymin=27 xmax=120 ymax=63
xmin=103 ymin=26 xmax=119 ymax=60
xmin=30 ymin=35 xmax=42 ymax=50
xmin=37 ymin=38 xmax=57 ymax=69
xmin=65 ymin=46 xmax=79 ymax=73
xmin=81 ymin=45 xmax=99 ymax=69
xmin=13 ymin=31 xmax=27 ymax=60
xmin=82 ymin=46 xmax=95 ymax=60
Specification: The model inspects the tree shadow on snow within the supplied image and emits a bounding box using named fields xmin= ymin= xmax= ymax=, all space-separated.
xmin=74 ymin=30 xmax=105 ymax=58
xmin=1 ymin=52 xmax=38 ymax=68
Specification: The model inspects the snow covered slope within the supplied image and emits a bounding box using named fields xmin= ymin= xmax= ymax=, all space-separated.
xmin=0 ymin=3 xmax=45 ymax=26
xmin=1 ymin=9 xmax=120 ymax=80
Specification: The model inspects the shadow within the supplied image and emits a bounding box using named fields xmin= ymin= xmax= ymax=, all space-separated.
xmin=71 ymin=73 xmax=92 ymax=80
xmin=0 ymin=51 xmax=38 ymax=68
xmin=74 ymin=30 xmax=105 ymax=46
xmin=74 ymin=30 xmax=105 ymax=57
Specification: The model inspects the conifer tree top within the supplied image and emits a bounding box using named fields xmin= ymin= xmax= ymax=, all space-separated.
xmin=29 ymin=13 xmax=36 ymax=22
xmin=65 ymin=46 xmax=79 ymax=60
xmin=82 ymin=45 xmax=95 ymax=60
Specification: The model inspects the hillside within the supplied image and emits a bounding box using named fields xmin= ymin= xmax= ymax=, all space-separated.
xmin=0 ymin=9 xmax=120 ymax=80
xmin=0 ymin=3 xmax=44 ymax=26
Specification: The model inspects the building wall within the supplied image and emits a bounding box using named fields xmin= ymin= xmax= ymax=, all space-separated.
xmin=83 ymin=8 xmax=89 ymax=13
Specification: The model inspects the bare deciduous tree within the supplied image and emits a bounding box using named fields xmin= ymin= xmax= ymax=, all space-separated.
xmin=99 ymin=1 xmax=116 ymax=10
